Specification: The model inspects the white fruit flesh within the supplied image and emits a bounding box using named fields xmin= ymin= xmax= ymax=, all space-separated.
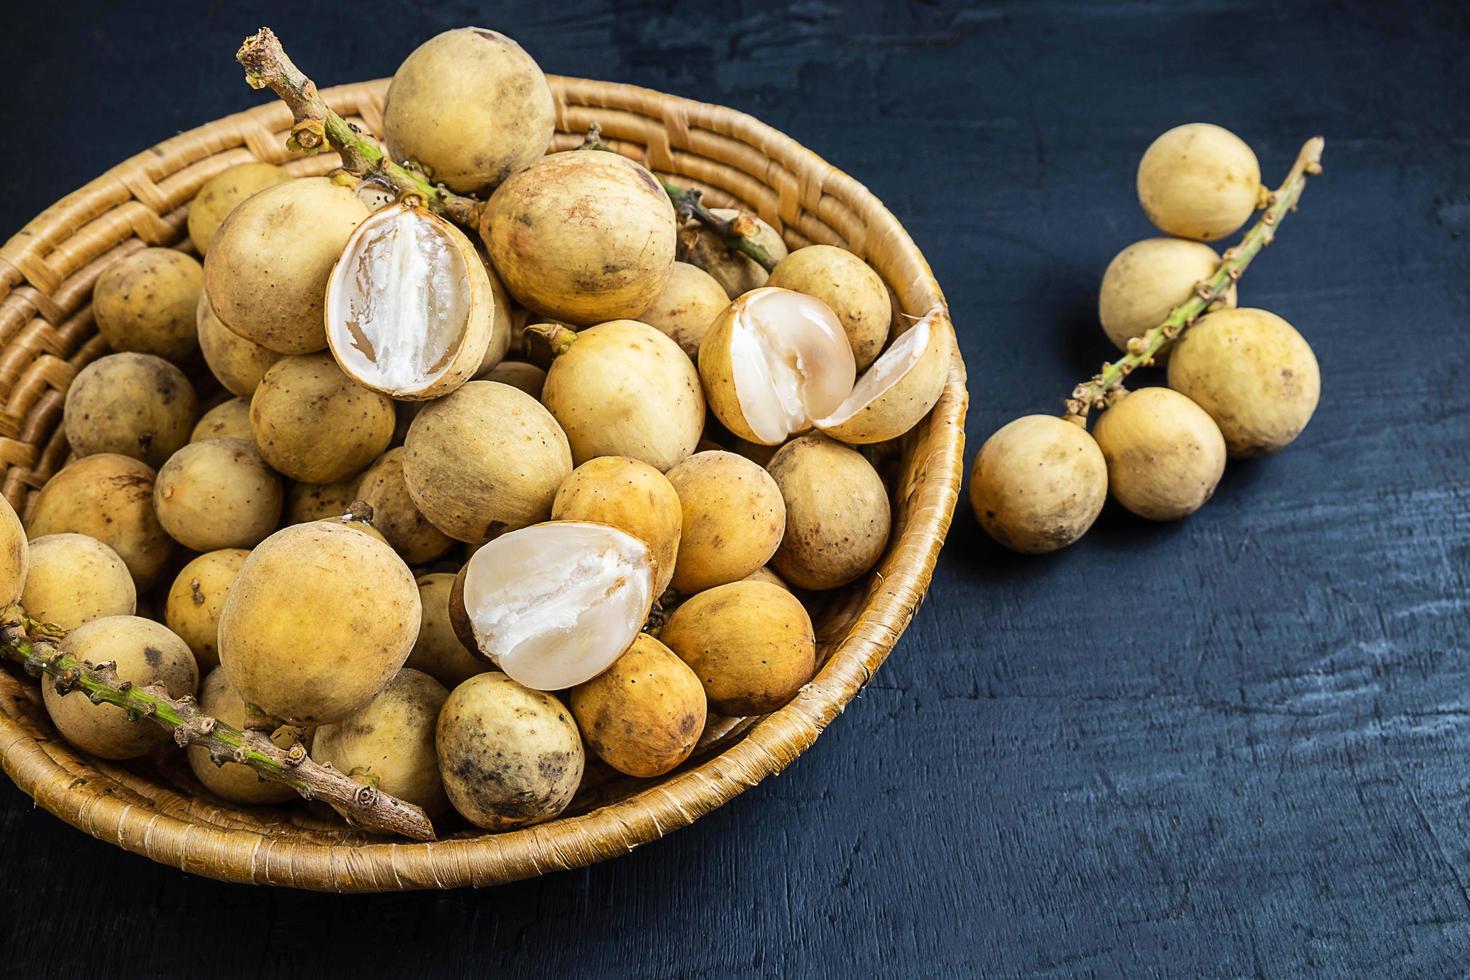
xmin=730 ymin=288 xmax=856 ymax=444
xmin=818 ymin=312 xmax=933 ymax=426
xmin=327 ymin=205 xmax=470 ymax=396
xmin=461 ymin=522 xmax=655 ymax=690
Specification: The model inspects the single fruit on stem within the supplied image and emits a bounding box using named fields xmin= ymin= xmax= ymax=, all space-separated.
xmin=1137 ymin=123 xmax=1262 ymax=242
xmin=970 ymin=415 xmax=1108 ymax=554
xmin=1092 ymin=387 xmax=1226 ymax=521
xmin=1098 ymin=238 xmax=1237 ymax=354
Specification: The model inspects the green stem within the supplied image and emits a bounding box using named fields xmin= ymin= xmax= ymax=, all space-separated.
xmin=1065 ymin=136 xmax=1326 ymax=422
xmin=0 ymin=605 xmax=435 ymax=841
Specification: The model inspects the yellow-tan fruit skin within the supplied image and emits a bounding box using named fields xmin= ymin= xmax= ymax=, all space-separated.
xmin=250 ymin=353 xmax=395 ymax=484
xmin=570 ymin=633 xmax=707 ymax=777
xmin=402 ymin=380 xmax=572 ymax=544
xmin=42 ymin=616 xmax=199 ymax=760
xmin=638 ymin=261 xmax=731 ymax=359
xmin=767 ymin=434 xmax=890 ymax=590
xmin=204 ymin=177 xmax=369 ymax=354
xmin=188 ymin=162 xmax=290 ymax=255
xmin=154 ymin=438 xmax=283 ymax=551
xmin=93 ymin=248 xmax=202 ymax=363
xmin=766 ymin=245 xmax=892 ymax=371
xmin=63 ymin=352 xmax=198 ymax=469
xmin=0 ymin=496 xmax=24 ymax=605
xmin=312 ymin=668 xmax=451 ymax=817
xmin=542 ymin=320 xmax=704 ymax=472
xmin=1093 ymin=387 xmax=1227 ymax=521
xmin=436 ymin=671 xmax=584 ymax=831
xmin=551 ymin=456 xmax=682 ymax=595
xmin=482 ymin=152 xmax=677 ymax=326
xmin=970 ymin=415 xmax=1108 ymax=554
xmin=197 ymin=291 xmax=282 ymax=397
xmin=661 ymin=580 xmax=815 ymax=716
xmin=187 ymin=669 xmax=299 ymax=805
xmin=382 ymin=28 xmax=554 ymax=194
xmin=356 ymin=448 xmax=454 ymax=564
xmin=27 ymin=454 xmax=173 ymax=589
xmin=817 ymin=313 xmax=952 ymax=445
xmin=405 ymin=572 xmax=488 ymax=688
xmin=665 ymin=451 xmax=785 ymax=594
xmin=1166 ymin=307 xmax=1321 ymax=458
xmin=741 ymin=566 xmax=789 ymax=590
xmin=480 ymin=359 xmax=545 ymax=398
xmin=1137 ymin=123 xmax=1261 ymax=242
xmin=23 ymin=534 xmax=136 ymax=630
xmin=477 ymin=261 xmax=515 ymax=375
xmin=191 ymin=398 xmax=253 ymax=443
xmin=164 ymin=548 xmax=250 ymax=671
xmin=218 ymin=521 xmax=421 ymax=725
xmin=677 ymin=209 xmax=789 ymax=299
xmin=284 ymin=477 xmax=362 ymax=525
xmin=1098 ymin=238 xmax=1236 ymax=354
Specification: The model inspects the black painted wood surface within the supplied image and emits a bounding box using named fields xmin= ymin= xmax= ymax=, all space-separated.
xmin=2 ymin=1 xmax=1467 ymax=975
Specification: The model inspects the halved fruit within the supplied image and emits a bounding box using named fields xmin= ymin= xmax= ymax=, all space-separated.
xmin=815 ymin=307 xmax=950 ymax=444
xmin=325 ymin=202 xmax=492 ymax=400
xmin=459 ymin=521 xmax=656 ymax=690
xmin=699 ymin=287 xmax=856 ymax=445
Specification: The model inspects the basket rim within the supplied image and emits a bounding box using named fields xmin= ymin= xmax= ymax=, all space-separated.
xmin=0 ymin=74 xmax=968 ymax=891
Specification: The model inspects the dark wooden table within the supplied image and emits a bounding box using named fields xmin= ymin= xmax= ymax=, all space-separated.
xmin=2 ymin=1 xmax=1466 ymax=975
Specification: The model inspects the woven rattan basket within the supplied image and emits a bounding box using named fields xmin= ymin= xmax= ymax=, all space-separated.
xmin=0 ymin=76 xmax=967 ymax=891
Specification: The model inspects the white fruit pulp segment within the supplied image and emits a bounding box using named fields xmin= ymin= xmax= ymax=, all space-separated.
xmin=818 ymin=313 xmax=932 ymax=425
xmin=731 ymin=288 xmax=856 ymax=443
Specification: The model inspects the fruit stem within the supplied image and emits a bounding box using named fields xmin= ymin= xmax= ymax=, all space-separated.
xmin=236 ymin=27 xmax=483 ymax=228
xmin=579 ymin=124 xmax=777 ymax=272
xmin=1064 ymin=136 xmax=1326 ymax=422
xmin=0 ymin=604 xmax=436 ymax=842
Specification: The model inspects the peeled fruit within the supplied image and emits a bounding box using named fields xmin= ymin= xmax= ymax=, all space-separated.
xmin=678 ymin=208 xmax=789 ymax=298
xmin=313 ymin=668 xmax=451 ymax=817
xmin=22 ymin=534 xmax=135 ymax=629
xmin=63 ymin=352 xmax=197 ymax=468
xmin=482 ymin=151 xmax=677 ymax=326
xmin=188 ymin=161 xmax=290 ymax=254
xmin=0 ymin=496 xmax=24 ymax=604
xmin=187 ymin=669 xmax=298 ymax=805
xmin=405 ymin=572 xmax=487 ymax=688
xmin=700 ymin=288 xmax=857 ymax=446
xmin=665 ymin=451 xmax=785 ymax=594
xmin=325 ymin=203 xmax=492 ymax=399
xmin=815 ymin=307 xmax=950 ymax=445
xmin=570 ymin=633 xmax=707 ymax=777
xmin=661 ymin=581 xmax=815 ymax=715
xmin=27 ymin=454 xmax=172 ymax=588
xmin=767 ymin=434 xmax=890 ymax=590
xmin=551 ymin=456 xmax=682 ymax=595
xmin=164 ymin=549 xmax=249 ymax=671
xmin=355 ymin=447 xmax=454 ymax=564
xmin=285 ymin=477 xmax=361 ymax=525
xmin=766 ymin=245 xmax=892 ymax=370
xmin=402 ymin=380 xmax=571 ymax=543
xmin=42 ymin=616 xmax=198 ymax=760
xmin=436 ymin=671 xmax=584 ymax=830
xmin=155 ymin=438 xmax=283 ymax=551
xmin=638 ymin=261 xmax=730 ymax=358
xmin=93 ymin=248 xmax=202 ymax=362
xmin=970 ymin=415 xmax=1108 ymax=554
xmin=250 ymin=353 xmax=395 ymax=483
xmin=197 ymin=291 xmax=282 ymax=397
xmin=382 ymin=28 xmax=554 ymax=194
xmin=481 ymin=359 xmax=545 ymax=397
xmin=459 ymin=522 xmax=655 ymax=690
xmin=218 ymin=521 xmax=420 ymax=724
xmin=1099 ymin=238 xmax=1236 ymax=353
xmin=543 ymin=319 xmax=704 ymax=471
xmin=191 ymin=397 xmax=252 ymax=443
xmin=1093 ymin=387 xmax=1226 ymax=520
xmin=204 ymin=177 xmax=369 ymax=354
xmin=1137 ymin=123 xmax=1261 ymax=242
xmin=1167 ymin=307 xmax=1321 ymax=457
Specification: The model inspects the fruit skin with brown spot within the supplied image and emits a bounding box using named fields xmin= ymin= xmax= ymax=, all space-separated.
xmin=405 ymin=572 xmax=488 ymax=688
xmin=480 ymin=359 xmax=545 ymax=398
xmin=26 ymin=454 xmax=173 ymax=589
xmin=1092 ymin=387 xmax=1226 ymax=521
xmin=187 ymin=668 xmax=299 ymax=805
xmin=1098 ymin=238 xmax=1237 ymax=354
xmin=1136 ymin=123 xmax=1261 ymax=242
xmin=63 ymin=352 xmax=198 ymax=468
xmin=766 ymin=434 xmax=890 ymax=590
xmin=570 ymin=633 xmax=707 ymax=777
xmin=93 ymin=248 xmax=203 ymax=363
xmin=164 ymin=549 xmax=249 ymax=671
xmin=196 ymin=291 xmax=282 ymax=397
xmin=355 ymin=448 xmax=455 ymax=564
xmin=187 ymin=161 xmax=290 ymax=255
xmin=436 ymin=671 xmax=584 ymax=830
xmin=665 ymin=450 xmax=785 ymax=594
xmin=283 ymin=477 xmax=362 ymax=525
xmin=154 ymin=438 xmax=284 ymax=551
xmin=970 ymin=415 xmax=1108 ymax=554
xmin=0 ymin=496 xmax=25 ymax=605
xmin=638 ymin=261 xmax=731 ymax=359
xmin=249 ymin=353 xmax=395 ymax=484
xmin=661 ymin=580 xmax=815 ymax=716
xmin=766 ymin=245 xmax=892 ymax=370
xmin=551 ymin=456 xmax=682 ymax=595
xmin=22 ymin=533 xmax=136 ymax=630
xmin=190 ymin=397 xmax=252 ymax=443
xmin=1166 ymin=307 xmax=1321 ymax=458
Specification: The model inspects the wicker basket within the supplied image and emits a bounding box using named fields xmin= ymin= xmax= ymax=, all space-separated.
xmin=0 ymin=76 xmax=967 ymax=891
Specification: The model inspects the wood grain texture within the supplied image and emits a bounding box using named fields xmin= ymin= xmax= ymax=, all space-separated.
xmin=1 ymin=0 xmax=1467 ymax=974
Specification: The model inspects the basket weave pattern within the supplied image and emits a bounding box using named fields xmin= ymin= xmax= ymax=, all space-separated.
xmin=0 ymin=77 xmax=967 ymax=890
